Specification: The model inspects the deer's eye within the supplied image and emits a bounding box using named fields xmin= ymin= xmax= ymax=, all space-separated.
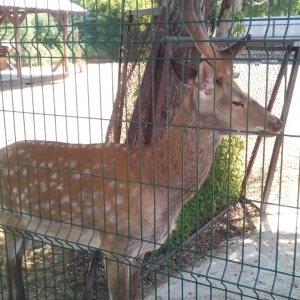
xmin=232 ymin=102 xmax=244 ymax=109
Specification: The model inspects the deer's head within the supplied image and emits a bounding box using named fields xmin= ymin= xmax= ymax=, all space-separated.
xmin=172 ymin=0 xmax=282 ymax=135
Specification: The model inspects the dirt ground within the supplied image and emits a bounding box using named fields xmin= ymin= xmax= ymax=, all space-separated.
xmin=0 ymin=60 xmax=299 ymax=299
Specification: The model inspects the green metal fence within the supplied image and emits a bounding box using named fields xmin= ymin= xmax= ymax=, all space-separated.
xmin=0 ymin=0 xmax=299 ymax=299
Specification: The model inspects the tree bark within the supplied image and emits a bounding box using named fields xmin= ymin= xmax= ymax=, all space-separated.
xmin=215 ymin=0 xmax=245 ymax=37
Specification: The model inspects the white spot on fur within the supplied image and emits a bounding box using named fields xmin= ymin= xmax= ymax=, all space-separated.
xmin=22 ymin=169 xmax=27 ymax=176
xmin=109 ymin=214 xmax=116 ymax=223
xmin=93 ymin=207 xmax=100 ymax=215
xmin=13 ymin=187 xmax=18 ymax=194
xmin=130 ymin=188 xmax=139 ymax=197
xmin=51 ymin=173 xmax=58 ymax=180
xmin=70 ymin=161 xmax=77 ymax=168
xmin=105 ymin=202 xmax=112 ymax=211
xmin=40 ymin=182 xmax=48 ymax=193
xmin=39 ymin=162 xmax=47 ymax=168
xmin=72 ymin=218 xmax=82 ymax=225
xmin=48 ymin=162 xmax=54 ymax=168
xmin=93 ymin=191 xmax=103 ymax=198
xmin=116 ymin=195 xmax=124 ymax=204
xmin=109 ymin=181 xmax=116 ymax=188
xmin=61 ymin=211 xmax=68 ymax=217
xmin=119 ymin=183 xmax=126 ymax=189
xmin=72 ymin=174 xmax=80 ymax=180
xmin=40 ymin=202 xmax=50 ymax=210
xmin=72 ymin=202 xmax=79 ymax=209
xmin=61 ymin=195 xmax=70 ymax=204
xmin=85 ymin=207 xmax=93 ymax=215
xmin=18 ymin=149 xmax=25 ymax=155
xmin=58 ymin=157 xmax=64 ymax=163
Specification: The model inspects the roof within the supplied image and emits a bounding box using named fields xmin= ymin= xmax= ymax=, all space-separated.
xmin=0 ymin=0 xmax=87 ymax=13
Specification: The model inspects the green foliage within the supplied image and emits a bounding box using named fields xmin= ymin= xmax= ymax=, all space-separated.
xmin=73 ymin=0 xmax=155 ymax=59
xmin=0 ymin=13 xmax=64 ymax=67
xmin=231 ymin=11 xmax=246 ymax=37
xmin=0 ymin=0 xmax=156 ymax=65
xmin=244 ymin=0 xmax=300 ymax=17
xmin=164 ymin=136 xmax=245 ymax=249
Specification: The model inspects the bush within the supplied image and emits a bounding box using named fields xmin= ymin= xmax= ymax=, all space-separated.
xmin=164 ymin=136 xmax=245 ymax=249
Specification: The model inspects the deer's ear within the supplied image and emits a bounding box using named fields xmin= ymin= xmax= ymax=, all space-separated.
xmin=170 ymin=60 xmax=197 ymax=87
xmin=198 ymin=61 xmax=214 ymax=95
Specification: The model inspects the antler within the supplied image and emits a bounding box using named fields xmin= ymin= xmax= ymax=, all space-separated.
xmin=177 ymin=0 xmax=250 ymax=78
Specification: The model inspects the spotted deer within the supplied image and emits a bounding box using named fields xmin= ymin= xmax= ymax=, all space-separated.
xmin=0 ymin=1 xmax=282 ymax=300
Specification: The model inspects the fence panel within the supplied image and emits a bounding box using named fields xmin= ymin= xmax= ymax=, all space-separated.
xmin=0 ymin=1 xmax=299 ymax=299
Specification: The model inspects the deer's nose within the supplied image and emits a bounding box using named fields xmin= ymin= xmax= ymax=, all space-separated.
xmin=272 ymin=118 xmax=283 ymax=133
xmin=267 ymin=117 xmax=283 ymax=134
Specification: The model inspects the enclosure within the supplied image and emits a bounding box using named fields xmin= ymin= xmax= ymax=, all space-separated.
xmin=0 ymin=0 xmax=300 ymax=299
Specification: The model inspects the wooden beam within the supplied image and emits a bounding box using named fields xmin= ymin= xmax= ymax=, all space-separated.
xmin=2 ymin=7 xmax=15 ymax=24
xmin=74 ymin=29 xmax=83 ymax=72
xmin=61 ymin=12 xmax=69 ymax=73
xmin=18 ymin=10 xmax=28 ymax=24
xmin=0 ymin=13 xmax=5 ymax=26
xmin=128 ymin=7 xmax=163 ymax=16
xmin=52 ymin=11 xmax=69 ymax=73
xmin=13 ymin=8 xmax=22 ymax=77
xmin=1 ymin=7 xmax=29 ymax=77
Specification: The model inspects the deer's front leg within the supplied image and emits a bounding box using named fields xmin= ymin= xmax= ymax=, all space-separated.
xmin=5 ymin=233 xmax=26 ymax=300
xmin=105 ymin=253 xmax=135 ymax=300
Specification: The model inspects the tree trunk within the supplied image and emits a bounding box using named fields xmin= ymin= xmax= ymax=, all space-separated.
xmin=215 ymin=0 xmax=245 ymax=37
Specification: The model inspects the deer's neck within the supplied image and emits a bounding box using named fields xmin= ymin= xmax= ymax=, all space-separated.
xmin=154 ymin=98 xmax=223 ymax=204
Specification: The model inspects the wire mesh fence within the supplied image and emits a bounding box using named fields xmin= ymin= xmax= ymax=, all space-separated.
xmin=0 ymin=0 xmax=299 ymax=299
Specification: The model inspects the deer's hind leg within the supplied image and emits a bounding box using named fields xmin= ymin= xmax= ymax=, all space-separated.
xmin=80 ymin=249 xmax=103 ymax=300
xmin=4 ymin=231 xmax=29 ymax=300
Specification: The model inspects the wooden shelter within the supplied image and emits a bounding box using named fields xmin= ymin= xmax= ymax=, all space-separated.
xmin=0 ymin=0 xmax=86 ymax=76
